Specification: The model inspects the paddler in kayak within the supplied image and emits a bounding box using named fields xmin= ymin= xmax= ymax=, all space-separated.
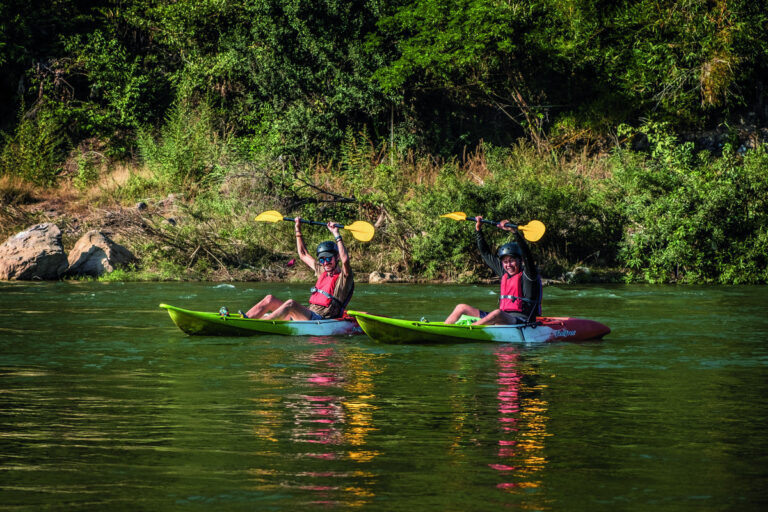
xmin=444 ymin=216 xmax=542 ymax=325
xmin=244 ymin=218 xmax=354 ymax=320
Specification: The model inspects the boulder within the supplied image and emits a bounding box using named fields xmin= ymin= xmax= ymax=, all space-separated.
xmin=66 ymin=230 xmax=136 ymax=277
xmin=0 ymin=223 xmax=68 ymax=280
xmin=565 ymin=266 xmax=592 ymax=283
xmin=368 ymin=271 xmax=400 ymax=284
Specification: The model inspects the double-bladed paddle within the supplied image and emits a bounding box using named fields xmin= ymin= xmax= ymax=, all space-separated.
xmin=441 ymin=212 xmax=546 ymax=242
xmin=255 ymin=210 xmax=375 ymax=242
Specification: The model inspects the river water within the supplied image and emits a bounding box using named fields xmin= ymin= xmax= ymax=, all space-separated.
xmin=1 ymin=281 xmax=767 ymax=511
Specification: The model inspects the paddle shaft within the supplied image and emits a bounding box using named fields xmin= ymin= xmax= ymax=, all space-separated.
xmin=282 ymin=216 xmax=346 ymax=229
xmin=466 ymin=216 xmax=518 ymax=230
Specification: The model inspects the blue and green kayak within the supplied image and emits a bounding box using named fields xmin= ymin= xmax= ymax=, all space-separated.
xmin=346 ymin=310 xmax=610 ymax=344
xmin=160 ymin=304 xmax=363 ymax=336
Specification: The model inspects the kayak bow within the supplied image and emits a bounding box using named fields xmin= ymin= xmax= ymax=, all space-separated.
xmin=346 ymin=310 xmax=610 ymax=344
xmin=160 ymin=303 xmax=363 ymax=336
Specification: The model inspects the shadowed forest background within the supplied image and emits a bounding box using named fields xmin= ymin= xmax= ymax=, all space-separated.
xmin=1 ymin=0 xmax=767 ymax=283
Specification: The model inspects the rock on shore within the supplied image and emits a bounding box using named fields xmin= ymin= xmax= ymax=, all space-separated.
xmin=0 ymin=224 xmax=137 ymax=280
xmin=0 ymin=223 xmax=68 ymax=280
xmin=368 ymin=271 xmax=402 ymax=283
xmin=66 ymin=230 xmax=136 ymax=277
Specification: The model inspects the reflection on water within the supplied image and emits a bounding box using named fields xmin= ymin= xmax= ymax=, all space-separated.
xmin=2 ymin=282 xmax=768 ymax=511
xmin=492 ymin=346 xmax=549 ymax=494
xmin=247 ymin=337 xmax=381 ymax=507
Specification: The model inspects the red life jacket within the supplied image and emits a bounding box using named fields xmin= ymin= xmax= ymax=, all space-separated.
xmin=309 ymin=270 xmax=342 ymax=307
xmin=499 ymin=272 xmax=524 ymax=312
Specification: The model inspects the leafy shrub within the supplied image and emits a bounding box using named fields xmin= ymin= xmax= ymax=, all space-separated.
xmin=137 ymin=101 xmax=232 ymax=189
xmin=402 ymin=142 xmax=624 ymax=279
xmin=65 ymin=30 xmax=155 ymax=132
xmin=73 ymin=152 xmax=101 ymax=190
xmin=613 ymin=125 xmax=768 ymax=283
xmin=0 ymin=104 xmax=68 ymax=186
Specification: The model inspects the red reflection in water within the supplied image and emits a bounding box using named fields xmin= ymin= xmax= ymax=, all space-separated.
xmin=294 ymin=341 xmax=345 ymax=449
xmin=489 ymin=345 xmax=547 ymax=492
xmin=286 ymin=340 xmax=346 ymax=459
xmin=307 ymin=374 xmax=338 ymax=385
xmin=496 ymin=349 xmax=521 ymax=436
xmin=283 ymin=337 xmax=377 ymax=506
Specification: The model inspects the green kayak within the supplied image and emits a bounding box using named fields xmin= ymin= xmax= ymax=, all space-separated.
xmin=160 ymin=304 xmax=362 ymax=336
xmin=346 ymin=310 xmax=610 ymax=344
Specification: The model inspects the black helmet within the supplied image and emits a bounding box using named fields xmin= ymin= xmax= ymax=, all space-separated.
xmin=316 ymin=241 xmax=339 ymax=258
xmin=497 ymin=242 xmax=522 ymax=259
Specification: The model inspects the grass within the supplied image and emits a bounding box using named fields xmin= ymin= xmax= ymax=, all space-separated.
xmin=0 ymin=141 xmax=630 ymax=283
xmin=0 ymin=174 xmax=38 ymax=205
xmin=4 ymin=126 xmax=765 ymax=284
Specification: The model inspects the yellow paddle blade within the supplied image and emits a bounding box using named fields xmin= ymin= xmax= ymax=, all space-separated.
xmin=254 ymin=210 xmax=285 ymax=223
xmin=440 ymin=211 xmax=469 ymax=221
xmin=343 ymin=220 xmax=375 ymax=242
xmin=519 ymin=220 xmax=546 ymax=242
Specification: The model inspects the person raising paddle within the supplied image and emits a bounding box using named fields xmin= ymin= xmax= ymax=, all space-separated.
xmin=244 ymin=218 xmax=354 ymax=320
xmin=444 ymin=216 xmax=542 ymax=325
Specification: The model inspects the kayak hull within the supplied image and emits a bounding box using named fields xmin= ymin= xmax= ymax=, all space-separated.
xmin=346 ymin=310 xmax=610 ymax=344
xmin=160 ymin=304 xmax=362 ymax=336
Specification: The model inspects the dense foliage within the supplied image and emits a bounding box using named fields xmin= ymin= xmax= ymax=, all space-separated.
xmin=612 ymin=132 xmax=768 ymax=284
xmin=1 ymin=0 xmax=767 ymax=283
xmin=3 ymin=0 xmax=767 ymax=158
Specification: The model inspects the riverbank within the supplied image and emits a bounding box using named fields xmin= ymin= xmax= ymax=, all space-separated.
xmin=2 ymin=135 xmax=767 ymax=285
xmin=0 ymin=181 xmax=623 ymax=284
xmin=0 ymin=196 xmax=624 ymax=285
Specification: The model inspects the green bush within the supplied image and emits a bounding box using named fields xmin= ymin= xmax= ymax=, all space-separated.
xmin=137 ymin=101 xmax=232 ymax=189
xmin=0 ymin=104 xmax=68 ymax=186
xmin=613 ymin=127 xmax=768 ymax=283
xmin=65 ymin=30 xmax=155 ymax=133
xmin=73 ymin=152 xmax=101 ymax=190
xmin=401 ymin=143 xmax=624 ymax=279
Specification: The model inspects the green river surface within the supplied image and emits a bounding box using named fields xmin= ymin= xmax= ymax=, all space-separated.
xmin=1 ymin=281 xmax=767 ymax=511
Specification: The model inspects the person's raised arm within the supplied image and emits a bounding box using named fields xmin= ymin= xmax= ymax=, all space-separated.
xmin=514 ymin=229 xmax=538 ymax=279
xmin=295 ymin=218 xmax=315 ymax=269
xmin=475 ymin=216 xmax=503 ymax=276
xmin=328 ymin=221 xmax=351 ymax=276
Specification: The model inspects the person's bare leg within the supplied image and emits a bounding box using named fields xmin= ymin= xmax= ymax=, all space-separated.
xmin=444 ymin=304 xmax=483 ymax=324
xmin=246 ymin=295 xmax=283 ymax=318
xmin=263 ymin=299 xmax=315 ymax=321
xmin=474 ymin=309 xmax=516 ymax=326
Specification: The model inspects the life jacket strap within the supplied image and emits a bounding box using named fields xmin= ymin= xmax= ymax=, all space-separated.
xmin=310 ymin=286 xmax=341 ymax=304
xmin=499 ymin=294 xmax=537 ymax=304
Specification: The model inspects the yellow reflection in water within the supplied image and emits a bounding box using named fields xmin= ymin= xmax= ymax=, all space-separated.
xmin=249 ymin=396 xmax=281 ymax=443
xmin=492 ymin=346 xmax=550 ymax=494
xmin=247 ymin=341 xmax=382 ymax=506
xmin=341 ymin=351 xmax=382 ymax=462
xmin=347 ymin=450 xmax=380 ymax=463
